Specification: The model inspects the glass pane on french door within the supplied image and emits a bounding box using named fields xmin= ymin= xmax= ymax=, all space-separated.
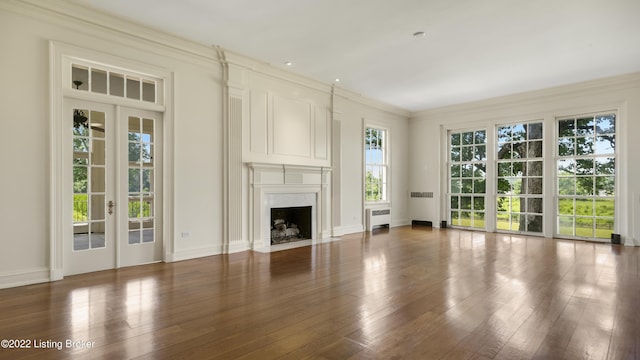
xmin=127 ymin=115 xmax=156 ymax=245
xmin=66 ymin=99 xmax=116 ymax=276
xmin=66 ymin=101 xmax=162 ymax=275
xmin=119 ymin=107 xmax=162 ymax=267
xmin=73 ymin=108 xmax=108 ymax=250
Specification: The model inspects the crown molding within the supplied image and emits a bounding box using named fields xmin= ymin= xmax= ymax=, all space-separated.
xmin=220 ymin=48 xmax=334 ymax=96
xmin=412 ymin=72 xmax=640 ymax=120
xmin=219 ymin=48 xmax=411 ymax=119
xmin=332 ymin=86 xmax=411 ymax=118
xmin=5 ymin=0 xmax=412 ymax=118
xmin=5 ymin=0 xmax=218 ymax=64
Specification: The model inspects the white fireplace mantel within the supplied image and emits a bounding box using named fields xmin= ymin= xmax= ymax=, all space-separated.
xmin=248 ymin=163 xmax=332 ymax=252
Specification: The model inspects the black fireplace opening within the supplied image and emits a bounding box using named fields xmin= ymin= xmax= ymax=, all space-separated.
xmin=270 ymin=206 xmax=312 ymax=245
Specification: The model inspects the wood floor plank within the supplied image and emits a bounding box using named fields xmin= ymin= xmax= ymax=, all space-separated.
xmin=0 ymin=227 xmax=638 ymax=359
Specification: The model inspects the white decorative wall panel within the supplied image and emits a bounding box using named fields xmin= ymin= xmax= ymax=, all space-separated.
xmin=249 ymin=90 xmax=268 ymax=154
xmin=314 ymin=107 xmax=329 ymax=160
xmin=242 ymin=73 xmax=331 ymax=167
xmin=273 ymin=95 xmax=312 ymax=157
xmin=228 ymin=95 xmax=244 ymax=247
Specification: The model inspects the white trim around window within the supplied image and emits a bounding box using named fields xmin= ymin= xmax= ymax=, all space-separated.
xmin=364 ymin=123 xmax=390 ymax=206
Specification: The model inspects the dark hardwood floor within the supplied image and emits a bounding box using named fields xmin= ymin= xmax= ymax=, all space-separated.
xmin=0 ymin=227 xmax=638 ymax=359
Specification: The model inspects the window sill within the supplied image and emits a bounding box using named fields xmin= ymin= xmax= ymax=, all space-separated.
xmin=365 ymin=201 xmax=391 ymax=208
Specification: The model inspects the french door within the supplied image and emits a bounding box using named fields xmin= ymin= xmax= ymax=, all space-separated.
xmin=65 ymin=99 xmax=162 ymax=275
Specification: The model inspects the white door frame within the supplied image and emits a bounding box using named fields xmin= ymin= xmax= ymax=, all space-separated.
xmin=49 ymin=41 xmax=175 ymax=280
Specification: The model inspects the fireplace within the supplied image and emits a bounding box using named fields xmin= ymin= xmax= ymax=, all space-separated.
xmin=270 ymin=206 xmax=312 ymax=245
xmin=262 ymin=192 xmax=317 ymax=251
xmin=249 ymin=163 xmax=331 ymax=252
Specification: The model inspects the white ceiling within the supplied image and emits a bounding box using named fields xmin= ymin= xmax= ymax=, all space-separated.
xmin=82 ymin=0 xmax=640 ymax=112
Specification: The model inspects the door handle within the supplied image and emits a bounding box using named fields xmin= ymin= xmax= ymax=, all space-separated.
xmin=108 ymin=200 xmax=115 ymax=215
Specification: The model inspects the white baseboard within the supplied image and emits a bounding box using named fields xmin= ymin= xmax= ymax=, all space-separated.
xmin=225 ymin=240 xmax=251 ymax=254
xmin=320 ymin=230 xmax=333 ymax=239
xmin=166 ymin=245 xmax=223 ymax=262
xmin=391 ymin=219 xmax=411 ymax=227
xmin=333 ymin=224 xmax=364 ymax=236
xmin=50 ymin=268 xmax=64 ymax=281
xmin=0 ymin=267 xmax=50 ymax=289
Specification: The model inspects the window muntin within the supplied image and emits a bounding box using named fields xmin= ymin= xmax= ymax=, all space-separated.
xmin=449 ymin=130 xmax=486 ymax=228
xmin=496 ymin=122 xmax=543 ymax=233
xmin=557 ymin=114 xmax=615 ymax=239
xmin=127 ymin=116 xmax=156 ymax=245
xmin=72 ymin=108 xmax=107 ymax=251
xmin=72 ymin=63 xmax=157 ymax=103
xmin=365 ymin=127 xmax=387 ymax=202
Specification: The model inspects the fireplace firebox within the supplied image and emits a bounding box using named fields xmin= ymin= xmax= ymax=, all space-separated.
xmin=270 ymin=206 xmax=312 ymax=245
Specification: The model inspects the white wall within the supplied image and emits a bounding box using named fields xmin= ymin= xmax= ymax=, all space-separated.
xmin=333 ymin=90 xmax=411 ymax=234
xmin=408 ymin=118 xmax=441 ymax=225
xmin=0 ymin=1 xmax=411 ymax=288
xmin=171 ymin=66 xmax=224 ymax=258
xmin=409 ymin=73 xmax=640 ymax=245
xmin=0 ymin=6 xmax=50 ymax=280
xmin=0 ymin=1 xmax=226 ymax=286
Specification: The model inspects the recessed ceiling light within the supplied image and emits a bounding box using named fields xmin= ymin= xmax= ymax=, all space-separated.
xmin=335 ymin=78 xmax=341 ymax=83
xmin=413 ymin=31 xmax=426 ymax=38
xmin=284 ymin=61 xmax=293 ymax=66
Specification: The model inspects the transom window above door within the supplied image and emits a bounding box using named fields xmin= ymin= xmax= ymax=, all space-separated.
xmin=70 ymin=62 xmax=161 ymax=104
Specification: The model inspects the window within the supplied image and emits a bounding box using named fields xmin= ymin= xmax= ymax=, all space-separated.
xmin=72 ymin=63 xmax=157 ymax=103
xmin=127 ymin=116 xmax=156 ymax=244
xmin=449 ymin=130 xmax=486 ymax=228
xmin=496 ymin=122 xmax=543 ymax=233
xmin=72 ymin=108 xmax=107 ymax=250
xmin=365 ymin=127 xmax=387 ymax=202
xmin=557 ymin=113 xmax=615 ymax=239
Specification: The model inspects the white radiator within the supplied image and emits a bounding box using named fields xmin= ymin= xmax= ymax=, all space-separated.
xmin=366 ymin=208 xmax=391 ymax=231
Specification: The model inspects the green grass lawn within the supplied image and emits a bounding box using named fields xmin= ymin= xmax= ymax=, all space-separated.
xmin=75 ymin=193 xmax=152 ymax=221
xmin=453 ymin=218 xmax=612 ymax=239
xmin=73 ymin=194 xmax=88 ymax=222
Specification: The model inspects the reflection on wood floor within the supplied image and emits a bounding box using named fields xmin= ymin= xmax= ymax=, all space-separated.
xmin=0 ymin=227 xmax=638 ymax=359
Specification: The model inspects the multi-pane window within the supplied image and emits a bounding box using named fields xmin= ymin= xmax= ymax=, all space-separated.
xmin=496 ymin=122 xmax=543 ymax=233
xmin=365 ymin=127 xmax=387 ymax=202
xmin=71 ymin=64 xmax=157 ymax=103
xmin=557 ymin=114 xmax=615 ymax=239
xmin=128 ymin=116 xmax=156 ymax=244
xmin=449 ymin=130 xmax=486 ymax=228
xmin=72 ymin=109 xmax=107 ymax=250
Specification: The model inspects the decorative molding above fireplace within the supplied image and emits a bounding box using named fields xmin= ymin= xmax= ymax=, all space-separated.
xmin=248 ymin=163 xmax=332 ymax=252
